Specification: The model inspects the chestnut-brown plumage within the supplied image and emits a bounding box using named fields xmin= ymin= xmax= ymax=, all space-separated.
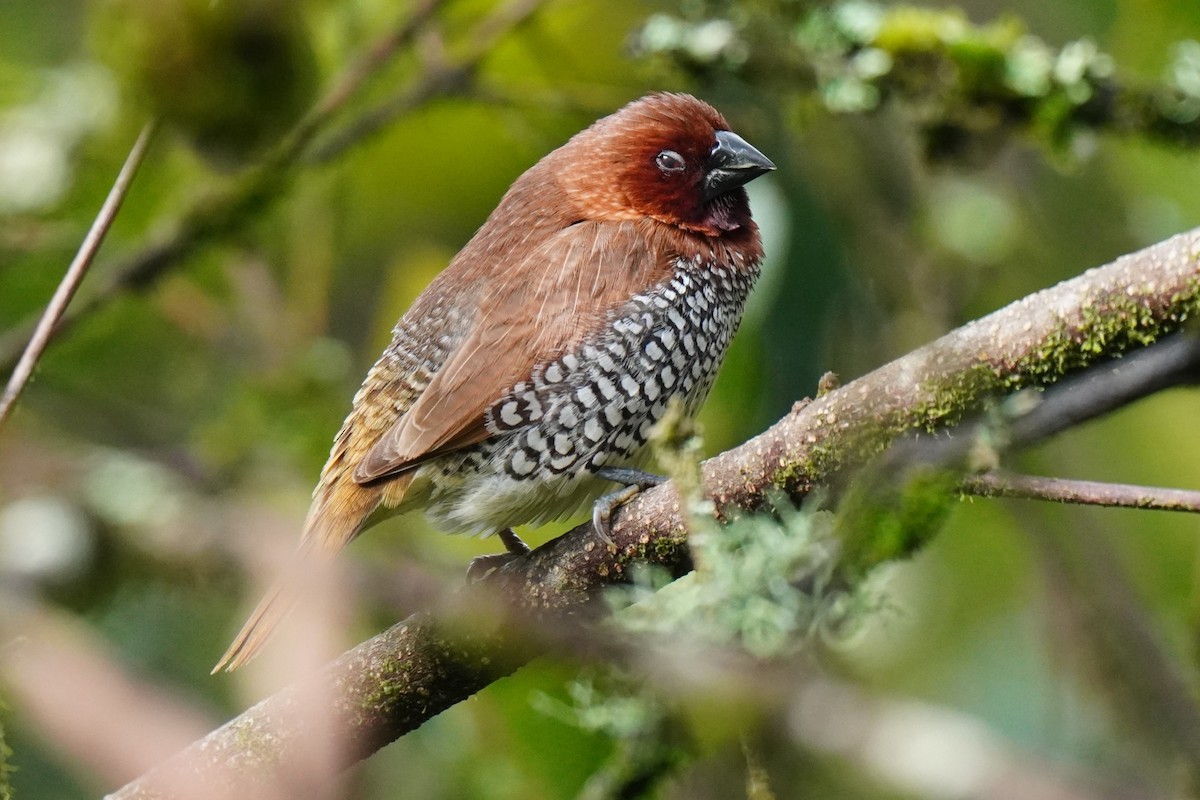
xmin=215 ymin=93 xmax=774 ymax=672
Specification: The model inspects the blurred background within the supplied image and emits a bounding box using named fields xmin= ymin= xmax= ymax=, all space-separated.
xmin=2 ymin=0 xmax=1200 ymax=797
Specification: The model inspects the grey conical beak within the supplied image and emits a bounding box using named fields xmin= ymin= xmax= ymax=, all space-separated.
xmin=703 ymin=130 xmax=775 ymax=202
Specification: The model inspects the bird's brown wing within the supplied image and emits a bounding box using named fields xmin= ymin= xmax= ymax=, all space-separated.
xmin=354 ymin=219 xmax=675 ymax=484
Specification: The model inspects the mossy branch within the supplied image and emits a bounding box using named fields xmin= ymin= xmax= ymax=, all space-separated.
xmin=635 ymin=3 xmax=1200 ymax=160
xmin=106 ymin=227 xmax=1200 ymax=797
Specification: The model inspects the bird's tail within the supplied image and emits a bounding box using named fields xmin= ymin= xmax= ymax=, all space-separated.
xmin=210 ymin=557 xmax=310 ymax=674
xmin=211 ymin=478 xmax=396 ymax=673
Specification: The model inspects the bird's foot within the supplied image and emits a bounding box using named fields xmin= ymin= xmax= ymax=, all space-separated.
xmin=591 ymin=467 xmax=666 ymax=547
xmin=466 ymin=528 xmax=531 ymax=583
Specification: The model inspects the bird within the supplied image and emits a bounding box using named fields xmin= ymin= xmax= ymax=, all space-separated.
xmin=214 ymin=92 xmax=774 ymax=672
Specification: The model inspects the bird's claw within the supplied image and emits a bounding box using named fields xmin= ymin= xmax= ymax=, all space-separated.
xmin=466 ymin=528 xmax=530 ymax=583
xmin=591 ymin=467 xmax=667 ymax=547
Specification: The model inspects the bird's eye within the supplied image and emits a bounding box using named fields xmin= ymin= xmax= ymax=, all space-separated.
xmin=655 ymin=150 xmax=686 ymax=174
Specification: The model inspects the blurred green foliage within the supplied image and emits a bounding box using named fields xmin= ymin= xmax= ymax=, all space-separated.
xmin=90 ymin=0 xmax=319 ymax=165
xmin=534 ymin=674 xmax=690 ymax=799
xmin=0 ymin=708 xmax=11 ymax=800
xmin=3 ymin=0 xmax=1200 ymax=797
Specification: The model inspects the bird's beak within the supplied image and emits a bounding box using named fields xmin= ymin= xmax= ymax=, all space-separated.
xmin=702 ymin=130 xmax=775 ymax=202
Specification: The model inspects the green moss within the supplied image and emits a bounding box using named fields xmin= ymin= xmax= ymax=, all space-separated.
xmin=359 ymin=661 xmax=412 ymax=716
xmin=912 ymin=362 xmax=996 ymax=432
xmin=1010 ymin=280 xmax=1200 ymax=385
xmin=356 ymin=632 xmax=438 ymax=717
xmin=228 ymin=717 xmax=284 ymax=771
xmin=652 ymin=535 xmax=680 ymax=560
xmin=774 ymin=441 xmax=841 ymax=493
xmin=909 ymin=274 xmax=1200 ymax=435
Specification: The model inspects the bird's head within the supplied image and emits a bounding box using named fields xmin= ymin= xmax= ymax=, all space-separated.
xmin=559 ymin=93 xmax=775 ymax=236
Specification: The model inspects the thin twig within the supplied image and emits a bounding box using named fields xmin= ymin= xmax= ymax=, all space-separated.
xmin=828 ymin=333 xmax=1200 ymax=574
xmin=308 ymin=0 xmax=546 ymax=163
xmin=279 ymin=0 xmax=447 ymax=163
xmin=0 ymin=120 xmax=158 ymax=429
xmin=961 ymin=471 xmax=1200 ymax=513
xmin=305 ymin=64 xmax=475 ymax=165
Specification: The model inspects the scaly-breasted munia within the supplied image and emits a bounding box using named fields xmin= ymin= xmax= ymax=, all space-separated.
xmin=215 ymin=92 xmax=774 ymax=671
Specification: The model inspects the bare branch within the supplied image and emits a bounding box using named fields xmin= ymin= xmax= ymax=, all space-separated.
xmin=301 ymin=0 xmax=445 ymax=130
xmin=0 ymin=120 xmax=158 ymax=429
xmin=961 ymin=472 xmax=1200 ymax=513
